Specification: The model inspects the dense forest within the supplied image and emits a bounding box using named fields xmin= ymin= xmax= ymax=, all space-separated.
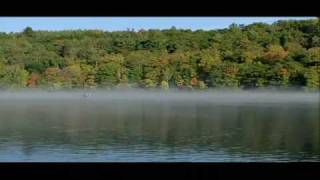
xmin=0 ymin=19 xmax=319 ymax=90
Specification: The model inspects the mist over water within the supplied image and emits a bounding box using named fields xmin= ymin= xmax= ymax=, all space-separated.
xmin=0 ymin=89 xmax=318 ymax=103
xmin=0 ymin=90 xmax=319 ymax=162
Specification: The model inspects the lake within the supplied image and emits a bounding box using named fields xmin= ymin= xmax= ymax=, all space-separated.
xmin=0 ymin=91 xmax=319 ymax=162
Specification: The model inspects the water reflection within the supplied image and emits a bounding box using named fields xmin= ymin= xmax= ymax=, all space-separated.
xmin=0 ymin=92 xmax=319 ymax=162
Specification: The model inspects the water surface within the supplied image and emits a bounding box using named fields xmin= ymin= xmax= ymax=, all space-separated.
xmin=0 ymin=91 xmax=319 ymax=162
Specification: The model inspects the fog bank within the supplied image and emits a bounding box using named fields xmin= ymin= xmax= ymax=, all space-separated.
xmin=0 ymin=90 xmax=318 ymax=105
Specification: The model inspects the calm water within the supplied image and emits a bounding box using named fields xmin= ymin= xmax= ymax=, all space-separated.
xmin=0 ymin=91 xmax=319 ymax=162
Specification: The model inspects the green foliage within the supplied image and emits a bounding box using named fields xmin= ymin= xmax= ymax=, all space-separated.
xmin=210 ymin=63 xmax=239 ymax=88
xmin=198 ymin=80 xmax=208 ymax=89
xmin=304 ymin=66 xmax=320 ymax=90
xmin=0 ymin=19 xmax=318 ymax=90
xmin=80 ymin=64 xmax=97 ymax=89
xmin=160 ymin=80 xmax=169 ymax=90
xmin=96 ymin=62 xmax=121 ymax=87
xmin=62 ymin=64 xmax=83 ymax=88
xmin=239 ymin=63 xmax=269 ymax=88
xmin=0 ymin=65 xmax=29 ymax=89
xmin=23 ymin=27 xmax=34 ymax=37
xmin=305 ymin=47 xmax=320 ymax=66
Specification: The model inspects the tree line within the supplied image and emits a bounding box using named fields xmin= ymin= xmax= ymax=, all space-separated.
xmin=0 ymin=19 xmax=319 ymax=90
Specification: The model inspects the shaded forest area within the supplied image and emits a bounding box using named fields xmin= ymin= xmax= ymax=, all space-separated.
xmin=0 ymin=19 xmax=319 ymax=90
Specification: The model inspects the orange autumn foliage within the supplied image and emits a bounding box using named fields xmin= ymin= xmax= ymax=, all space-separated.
xmin=27 ymin=73 xmax=40 ymax=88
xmin=190 ymin=77 xmax=198 ymax=86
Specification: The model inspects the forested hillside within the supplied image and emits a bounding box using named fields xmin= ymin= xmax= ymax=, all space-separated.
xmin=0 ymin=19 xmax=319 ymax=90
